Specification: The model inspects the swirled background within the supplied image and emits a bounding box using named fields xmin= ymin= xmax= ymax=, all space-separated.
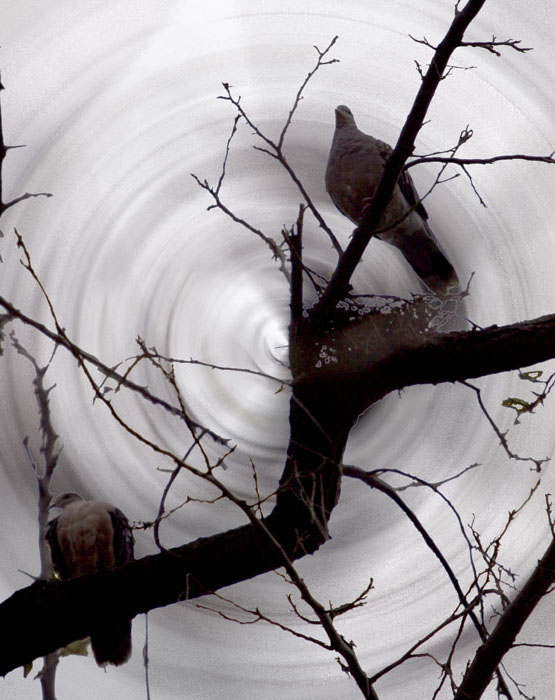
xmin=1 ymin=2 xmax=555 ymax=698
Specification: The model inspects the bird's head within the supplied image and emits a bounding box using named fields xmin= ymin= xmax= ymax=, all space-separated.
xmin=335 ymin=105 xmax=356 ymax=128
xmin=49 ymin=492 xmax=85 ymax=510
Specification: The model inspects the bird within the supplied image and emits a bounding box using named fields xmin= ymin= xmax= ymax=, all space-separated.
xmin=46 ymin=492 xmax=135 ymax=667
xmin=325 ymin=104 xmax=459 ymax=294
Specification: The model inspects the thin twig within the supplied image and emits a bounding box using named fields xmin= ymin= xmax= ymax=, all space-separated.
xmin=216 ymin=40 xmax=344 ymax=255
xmin=461 ymin=380 xmax=549 ymax=471
xmin=410 ymin=33 xmax=532 ymax=56
xmin=0 ymin=292 xmax=228 ymax=445
xmin=407 ymin=152 xmax=555 ymax=170
xmin=277 ymin=37 xmax=339 ymax=150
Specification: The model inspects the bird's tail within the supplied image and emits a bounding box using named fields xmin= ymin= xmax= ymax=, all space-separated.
xmin=379 ymin=219 xmax=459 ymax=295
xmin=91 ymin=618 xmax=132 ymax=667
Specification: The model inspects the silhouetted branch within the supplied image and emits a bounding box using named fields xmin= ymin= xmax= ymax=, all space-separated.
xmin=288 ymin=204 xmax=305 ymax=325
xmin=407 ymin=152 xmax=555 ymax=169
xmin=214 ymin=38 xmax=343 ymax=255
xmin=344 ymin=465 xmax=514 ymax=697
xmin=410 ymin=34 xmax=532 ymax=57
xmin=461 ymin=37 xmax=533 ymax=56
xmin=9 ymin=332 xmax=63 ymax=698
xmin=461 ymin=380 xmax=549 ymax=472
xmin=277 ymin=36 xmax=339 ymax=150
xmin=0 ymin=77 xmax=52 ymax=216
xmin=317 ymin=0 xmax=488 ymax=313
xmin=0 ymin=293 xmax=228 ymax=444
xmin=190 ymin=172 xmax=291 ymax=282
xmin=454 ymin=535 xmax=555 ymax=700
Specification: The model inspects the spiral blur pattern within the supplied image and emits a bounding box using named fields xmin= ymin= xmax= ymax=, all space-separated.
xmin=1 ymin=2 xmax=555 ymax=698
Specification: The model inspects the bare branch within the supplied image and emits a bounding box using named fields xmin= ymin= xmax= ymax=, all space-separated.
xmin=407 ymin=139 xmax=555 ymax=208
xmin=344 ymin=466 xmax=473 ymax=607
xmin=461 ymin=36 xmax=533 ymax=56
xmin=327 ymin=578 xmax=374 ymax=620
xmin=0 ymin=77 xmax=53 ymax=217
xmin=1 ymin=191 xmax=53 ymax=214
xmin=409 ymin=34 xmax=436 ymax=51
xmin=133 ymin=341 xmax=288 ymax=387
xmin=277 ymin=36 xmax=339 ymax=149
xmin=196 ymin=590 xmax=332 ymax=650
xmin=153 ymin=438 xmax=213 ymax=553
xmin=368 ymin=595 xmax=483 ymax=685
xmin=454 ymin=534 xmax=555 ymax=700
xmin=407 ymin=152 xmax=555 ymax=170
xmin=215 ymin=114 xmax=242 ymax=195
xmin=410 ymin=32 xmax=532 ymax=57
xmin=317 ymin=0 xmax=489 ymax=314
xmin=286 ymin=204 xmax=306 ymax=325
xmin=244 ymin=518 xmax=380 ymax=700
xmin=8 ymin=331 xmax=64 ymax=695
xmin=216 ymin=72 xmax=344 ymax=254
xmin=461 ymin=380 xmax=549 ymax=471
xmin=546 ymin=494 xmax=555 ymax=538
xmin=190 ymin=172 xmax=291 ymax=283
xmin=469 ymin=479 xmax=542 ymax=609
xmin=343 ymin=464 xmax=507 ymax=686
xmin=394 ymin=461 xmax=481 ymax=491
xmin=0 ymin=287 xmax=227 ymax=445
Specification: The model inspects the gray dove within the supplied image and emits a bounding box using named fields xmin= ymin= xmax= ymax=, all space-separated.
xmin=47 ymin=492 xmax=134 ymax=666
xmin=326 ymin=105 xmax=458 ymax=293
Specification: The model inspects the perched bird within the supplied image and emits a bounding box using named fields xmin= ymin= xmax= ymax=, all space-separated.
xmin=46 ymin=492 xmax=135 ymax=667
xmin=326 ymin=105 xmax=458 ymax=293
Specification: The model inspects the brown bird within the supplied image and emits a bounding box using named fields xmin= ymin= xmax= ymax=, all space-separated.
xmin=46 ymin=492 xmax=134 ymax=666
xmin=326 ymin=105 xmax=458 ymax=294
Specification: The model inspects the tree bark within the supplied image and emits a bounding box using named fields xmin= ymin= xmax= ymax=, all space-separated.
xmin=3 ymin=308 xmax=555 ymax=676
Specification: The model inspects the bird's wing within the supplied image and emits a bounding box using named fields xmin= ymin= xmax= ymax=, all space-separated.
xmin=46 ymin=517 xmax=71 ymax=579
xmin=398 ymin=167 xmax=429 ymax=220
xmin=326 ymin=130 xmax=391 ymax=224
xmin=109 ymin=507 xmax=134 ymax=566
xmin=371 ymin=136 xmax=428 ymax=220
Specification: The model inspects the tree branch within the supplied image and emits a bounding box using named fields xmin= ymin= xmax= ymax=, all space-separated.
xmin=406 ymin=153 xmax=555 ymax=169
xmin=0 ymin=294 xmax=228 ymax=445
xmin=343 ymin=466 xmax=514 ymax=698
xmin=316 ymin=0 xmax=488 ymax=314
xmin=0 ymin=76 xmax=52 ymax=216
xmin=410 ymin=34 xmax=533 ymax=57
xmin=398 ymin=314 xmax=555 ymax=389
xmin=454 ymin=535 xmax=555 ymax=700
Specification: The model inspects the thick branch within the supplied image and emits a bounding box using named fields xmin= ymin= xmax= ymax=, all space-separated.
xmin=0 ymin=457 xmax=335 ymax=675
xmin=397 ymin=313 xmax=555 ymax=389
xmin=4 ymin=271 xmax=555 ymax=683
xmin=333 ymin=312 xmax=555 ymax=413
xmin=293 ymin=305 xmax=555 ymax=425
xmin=0 ymin=365 xmax=354 ymax=677
xmin=0 ymin=518 xmax=282 ymax=677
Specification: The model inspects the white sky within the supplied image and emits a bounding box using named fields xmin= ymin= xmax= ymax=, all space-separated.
xmin=1 ymin=2 xmax=555 ymax=699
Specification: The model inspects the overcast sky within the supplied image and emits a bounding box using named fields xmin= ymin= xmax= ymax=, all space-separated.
xmin=1 ymin=2 xmax=555 ymax=699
